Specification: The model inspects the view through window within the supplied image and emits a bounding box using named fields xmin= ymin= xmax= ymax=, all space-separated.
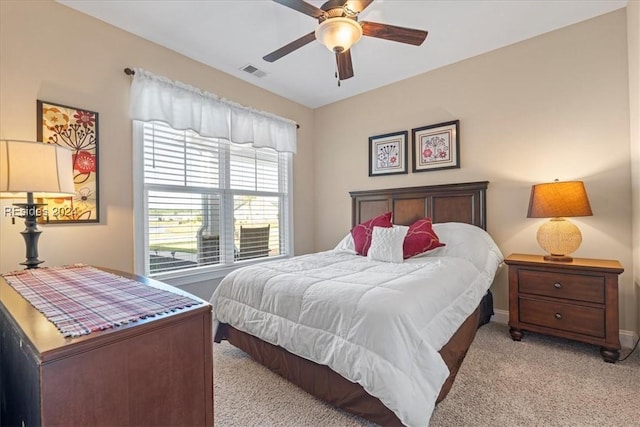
xmin=139 ymin=121 xmax=291 ymax=276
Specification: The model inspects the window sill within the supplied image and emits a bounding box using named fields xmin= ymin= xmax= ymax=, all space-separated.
xmin=148 ymin=255 xmax=290 ymax=288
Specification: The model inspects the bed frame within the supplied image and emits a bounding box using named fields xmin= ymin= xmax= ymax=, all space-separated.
xmin=216 ymin=181 xmax=493 ymax=426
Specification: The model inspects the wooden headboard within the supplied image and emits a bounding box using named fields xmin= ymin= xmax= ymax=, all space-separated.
xmin=350 ymin=181 xmax=488 ymax=230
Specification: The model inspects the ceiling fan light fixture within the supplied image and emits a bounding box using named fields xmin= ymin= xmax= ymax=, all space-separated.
xmin=315 ymin=17 xmax=362 ymax=53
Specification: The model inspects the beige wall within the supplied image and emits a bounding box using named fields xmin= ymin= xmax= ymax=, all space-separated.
xmin=0 ymin=2 xmax=637 ymax=334
xmin=0 ymin=1 xmax=315 ymax=274
xmin=314 ymin=10 xmax=636 ymax=332
xmin=628 ymin=0 xmax=640 ymax=335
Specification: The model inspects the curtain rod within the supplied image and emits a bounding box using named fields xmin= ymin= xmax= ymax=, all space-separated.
xmin=123 ymin=68 xmax=300 ymax=129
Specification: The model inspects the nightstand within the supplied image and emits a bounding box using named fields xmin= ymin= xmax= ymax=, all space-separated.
xmin=504 ymin=253 xmax=624 ymax=363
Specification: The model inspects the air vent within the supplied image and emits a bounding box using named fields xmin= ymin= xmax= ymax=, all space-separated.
xmin=240 ymin=64 xmax=267 ymax=78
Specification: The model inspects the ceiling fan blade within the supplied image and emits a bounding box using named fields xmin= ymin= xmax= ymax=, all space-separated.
xmin=263 ymin=31 xmax=316 ymax=62
xmin=346 ymin=0 xmax=374 ymax=13
xmin=272 ymin=0 xmax=326 ymax=19
xmin=336 ymin=49 xmax=354 ymax=80
xmin=360 ymin=21 xmax=428 ymax=46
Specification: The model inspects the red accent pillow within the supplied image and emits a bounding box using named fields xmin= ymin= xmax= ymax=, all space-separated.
xmin=403 ymin=218 xmax=445 ymax=259
xmin=351 ymin=212 xmax=393 ymax=256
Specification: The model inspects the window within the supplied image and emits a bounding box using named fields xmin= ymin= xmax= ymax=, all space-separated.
xmin=134 ymin=121 xmax=292 ymax=279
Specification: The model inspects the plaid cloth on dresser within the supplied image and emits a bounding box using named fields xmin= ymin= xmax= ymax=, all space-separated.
xmin=1 ymin=264 xmax=202 ymax=337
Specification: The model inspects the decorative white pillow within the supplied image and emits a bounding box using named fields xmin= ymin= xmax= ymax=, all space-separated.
xmin=367 ymin=225 xmax=409 ymax=263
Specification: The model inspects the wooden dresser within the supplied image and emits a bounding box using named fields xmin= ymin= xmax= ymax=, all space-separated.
xmin=0 ymin=269 xmax=213 ymax=426
xmin=505 ymin=253 xmax=624 ymax=363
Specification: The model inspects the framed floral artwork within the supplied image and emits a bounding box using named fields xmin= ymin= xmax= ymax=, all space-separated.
xmin=411 ymin=120 xmax=460 ymax=173
xmin=368 ymin=130 xmax=408 ymax=176
xmin=37 ymin=100 xmax=99 ymax=223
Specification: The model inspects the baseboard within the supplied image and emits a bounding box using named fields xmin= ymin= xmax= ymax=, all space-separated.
xmin=492 ymin=309 xmax=509 ymax=325
xmin=620 ymin=330 xmax=639 ymax=350
xmin=490 ymin=309 xmax=639 ymax=349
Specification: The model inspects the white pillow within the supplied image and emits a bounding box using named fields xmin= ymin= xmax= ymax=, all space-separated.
xmin=419 ymin=222 xmax=504 ymax=273
xmin=367 ymin=225 xmax=408 ymax=263
xmin=333 ymin=233 xmax=356 ymax=254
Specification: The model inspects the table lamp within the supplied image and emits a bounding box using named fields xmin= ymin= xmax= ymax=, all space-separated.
xmin=0 ymin=139 xmax=75 ymax=268
xmin=527 ymin=179 xmax=593 ymax=262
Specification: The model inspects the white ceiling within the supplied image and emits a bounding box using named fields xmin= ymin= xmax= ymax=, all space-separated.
xmin=57 ymin=0 xmax=627 ymax=109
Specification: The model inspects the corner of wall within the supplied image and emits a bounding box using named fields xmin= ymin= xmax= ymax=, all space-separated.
xmin=627 ymin=0 xmax=640 ymax=335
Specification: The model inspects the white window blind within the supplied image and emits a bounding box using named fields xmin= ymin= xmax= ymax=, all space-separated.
xmin=139 ymin=121 xmax=291 ymax=277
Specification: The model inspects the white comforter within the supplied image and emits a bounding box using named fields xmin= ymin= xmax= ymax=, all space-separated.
xmin=211 ymin=225 xmax=502 ymax=426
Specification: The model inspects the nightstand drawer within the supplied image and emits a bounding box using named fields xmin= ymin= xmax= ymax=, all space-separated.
xmin=519 ymin=298 xmax=605 ymax=338
xmin=518 ymin=269 xmax=604 ymax=304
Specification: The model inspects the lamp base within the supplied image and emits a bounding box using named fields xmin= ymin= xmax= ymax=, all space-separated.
xmin=536 ymin=218 xmax=582 ymax=263
xmin=543 ymin=254 xmax=574 ymax=262
xmin=14 ymin=196 xmax=46 ymax=269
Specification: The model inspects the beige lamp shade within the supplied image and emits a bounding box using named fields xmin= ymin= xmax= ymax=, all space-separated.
xmin=0 ymin=139 xmax=75 ymax=198
xmin=527 ymin=180 xmax=593 ymax=261
xmin=527 ymin=180 xmax=593 ymax=218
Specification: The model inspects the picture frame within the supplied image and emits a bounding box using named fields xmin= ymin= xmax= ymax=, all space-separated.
xmin=37 ymin=100 xmax=100 ymax=223
xmin=368 ymin=130 xmax=408 ymax=176
xmin=411 ymin=120 xmax=460 ymax=173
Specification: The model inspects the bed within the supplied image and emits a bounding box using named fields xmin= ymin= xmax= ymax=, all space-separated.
xmin=211 ymin=181 xmax=503 ymax=426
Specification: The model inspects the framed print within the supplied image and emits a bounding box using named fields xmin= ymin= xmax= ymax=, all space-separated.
xmin=37 ymin=100 xmax=99 ymax=223
xmin=411 ymin=120 xmax=459 ymax=173
xmin=368 ymin=130 xmax=408 ymax=176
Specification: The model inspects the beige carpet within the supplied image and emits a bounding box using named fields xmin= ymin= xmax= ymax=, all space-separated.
xmin=213 ymin=322 xmax=640 ymax=426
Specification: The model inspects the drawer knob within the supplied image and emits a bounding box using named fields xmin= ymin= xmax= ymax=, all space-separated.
xmin=555 ymin=313 xmax=563 ymax=320
xmin=553 ymin=282 xmax=562 ymax=289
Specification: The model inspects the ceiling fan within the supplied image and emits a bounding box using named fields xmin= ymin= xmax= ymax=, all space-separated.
xmin=263 ymin=0 xmax=428 ymax=84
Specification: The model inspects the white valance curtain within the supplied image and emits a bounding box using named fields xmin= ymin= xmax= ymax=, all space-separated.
xmin=128 ymin=68 xmax=297 ymax=153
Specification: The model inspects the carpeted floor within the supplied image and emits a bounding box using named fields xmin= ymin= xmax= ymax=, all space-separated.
xmin=213 ymin=322 xmax=640 ymax=426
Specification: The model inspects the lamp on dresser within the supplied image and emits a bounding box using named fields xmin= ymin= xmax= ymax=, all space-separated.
xmin=0 ymin=139 xmax=75 ymax=268
xmin=527 ymin=179 xmax=593 ymax=262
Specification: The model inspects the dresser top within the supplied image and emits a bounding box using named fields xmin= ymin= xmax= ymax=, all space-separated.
xmin=0 ymin=267 xmax=211 ymax=362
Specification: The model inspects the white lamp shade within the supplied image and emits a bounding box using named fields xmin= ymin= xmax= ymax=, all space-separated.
xmin=0 ymin=139 xmax=75 ymax=198
xmin=315 ymin=17 xmax=363 ymax=52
